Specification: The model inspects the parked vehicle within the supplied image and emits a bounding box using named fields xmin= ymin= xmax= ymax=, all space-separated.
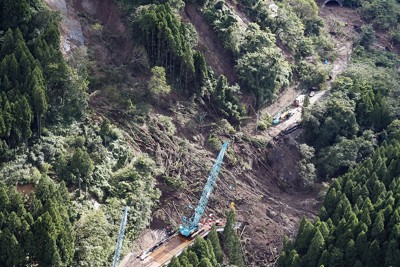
xmin=293 ymin=95 xmax=305 ymax=106
xmin=280 ymin=111 xmax=293 ymax=120
xmin=273 ymin=113 xmax=281 ymax=125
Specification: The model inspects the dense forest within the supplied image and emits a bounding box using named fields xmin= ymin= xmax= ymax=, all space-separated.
xmin=0 ymin=0 xmax=160 ymax=265
xmin=278 ymin=0 xmax=400 ymax=265
xmin=0 ymin=0 xmax=87 ymax=153
xmin=301 ymin=46 xmax=399 ymax=181
xmin=278 ymin=124 xmax=400 ymax=266
xmin=0 ymin=179 xmax=74 ymax=266
xmin=1 ymin=0 xmax=400 ymax=265
xmin=168 ymin=209 xmax=245 ymax=267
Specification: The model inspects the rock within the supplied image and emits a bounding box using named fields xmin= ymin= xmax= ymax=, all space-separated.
xmin=43 ymin=0 xmax=84 ymax=55
xmin=266 ymin=209 xmax=278 ymax=218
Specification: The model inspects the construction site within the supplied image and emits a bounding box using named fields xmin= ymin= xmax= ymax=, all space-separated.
xmin=133 ymin=224 xmax=226 ymax=267
xmin=114 ymin=142 xmax=231 ymax=267
xmin=39 ymin=0 xmax=374 ymax=266
xmin=103 ymin=1 xmax=357 ymax=265
xmin=114 ymin=86 xmax=322 ymax=266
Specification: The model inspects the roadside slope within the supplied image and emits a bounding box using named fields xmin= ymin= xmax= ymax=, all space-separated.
xmin=241 ymin=5 xmax=357 ymax=142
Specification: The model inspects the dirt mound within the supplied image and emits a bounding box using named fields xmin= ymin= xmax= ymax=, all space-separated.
xmin=16 ymin=183 xmax=35 ymax=195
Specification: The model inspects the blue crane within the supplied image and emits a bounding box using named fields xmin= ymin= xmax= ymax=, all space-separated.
xmin=179 ymin=141 xmax=229 ymax=237
xmin=112 ymin=206 xmax=129 ymax=267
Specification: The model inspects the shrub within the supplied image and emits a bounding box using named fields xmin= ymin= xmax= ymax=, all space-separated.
xmin=236 ymin=47 xmax=291 ymax=108
xmin=208 ymin=134 xmax=222 ymax=152
xmin=360 ymin=0 xmax=400 ymax=30
xmin=158 ymin=115 xmax=176 ymax=136
xmin=358 ymin=24 xmax=376 ymax=49
xmin=296 ymin=37 xmax=315 ymax=58
xmin=297 ymin=61 xmax=329 ymax=90
xmin=161 ymin=175 xmax=185 ymax=189
xmin=257 ymin=121 xmax=268 ymax=131
xmin=148 ymin=66 xmax=171 ymax=104
xmin=211 ymin=76 xmax=245 ymax=124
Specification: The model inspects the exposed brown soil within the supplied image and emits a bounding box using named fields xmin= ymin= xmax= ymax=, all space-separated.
xmin=73 ymin=0 xmax=126 ymax=34
xmin=119 ymin=126 xmax=320 ymax=266
xmin=181 ymin=4 xmax=238 ymax=84
xmin=16 ymin=183 xmax=35 ymax=195
xmin=232 ymin=132 xmax=320 ymax=265
xmin=72 ymin=0 xmax=134 ymax=66
xmin=124 ymin=106 xmax=320 ymax=265
xmin=225 ymin=0 xmax=251 ymax=27
xmin=50 ymin=1 xmax=361 ymax=266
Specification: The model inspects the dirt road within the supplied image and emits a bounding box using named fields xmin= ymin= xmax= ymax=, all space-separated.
xmin=242 ymin=5 xmax=356 ymax=142
xmin=267 ymin=89 xmax=329 ymax=138
xmin=49 ymin=1 xmax=359 ymax=266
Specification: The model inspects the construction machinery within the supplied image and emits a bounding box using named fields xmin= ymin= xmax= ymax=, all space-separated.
xmin=273 ymin=111 xmax=293 ymax=125
xmin=179 ymin=141 xmax=228 ymax=236
xmin=293 ymin=95 xmax=306 ymax=107
xmin=272 ymin=113 xmax=281 ymax=125
xmin=134 ymin=141 xmax=229 ymax=266
xmin=112 ymin=206 xmax=129 ymax=267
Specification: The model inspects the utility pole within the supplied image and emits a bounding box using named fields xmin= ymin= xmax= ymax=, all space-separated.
xmin=112 ymin=206 xmax=129 ymax=267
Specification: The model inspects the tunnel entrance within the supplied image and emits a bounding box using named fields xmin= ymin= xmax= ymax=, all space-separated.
xmin=323 ymin=0 xmax=343 ymax=7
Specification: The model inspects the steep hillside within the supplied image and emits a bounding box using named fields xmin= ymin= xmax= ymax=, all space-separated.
xmin=181 ymin=3 xmax=237 ymax=83
xmin=278 ymin=0 xmax=400 ymax=266
xmin=3 ymin=0 xmax=400 ymax=266
xmin=43 ymin=0 xmax=327 ymax=265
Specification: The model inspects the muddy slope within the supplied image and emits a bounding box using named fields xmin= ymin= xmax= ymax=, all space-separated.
xmin=181 ymin=4 xmax=238 ymax=84
xmin=46 ymin=0 xmax=323 ymax=266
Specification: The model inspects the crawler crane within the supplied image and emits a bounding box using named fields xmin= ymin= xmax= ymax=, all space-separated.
xmin=112 ymin=206 xmax=129 ymax=267
xmin=179 ymin=141 xmax=228 ymax=236
xmin=137 ymin=141 xmax=229 ymax=266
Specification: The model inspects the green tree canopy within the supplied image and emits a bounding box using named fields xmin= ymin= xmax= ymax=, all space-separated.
xmin=70 ymin=148 xmax=94 ymax=186
xmin=0 ymin=179 xmax=74 ymax=266
xmin=148 ymin=66 xmax=171 ymax=102
xmin=279 ymin=140 xmax=400 ymax=266
xmin=237 ymin=47 xmax=291 ymax=109
xmin=209 ymin=225 xmax=223 ymax=263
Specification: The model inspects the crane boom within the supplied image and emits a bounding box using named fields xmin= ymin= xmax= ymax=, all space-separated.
xmin=180 ymin=141 xmax=229 ymax=236
xmin=112 ymin=206 xmax=129 ymax=267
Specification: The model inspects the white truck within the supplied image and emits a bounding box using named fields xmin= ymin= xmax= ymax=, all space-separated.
xmin=293 ymin=95 xmax=305 ymax=107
